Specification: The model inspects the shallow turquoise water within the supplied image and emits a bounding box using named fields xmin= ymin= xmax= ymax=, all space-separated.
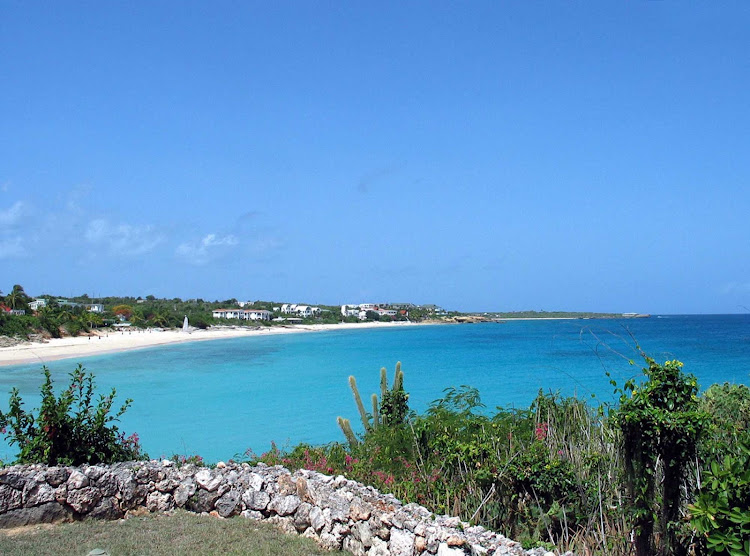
xmin=1 ymin=315 xmax=748 ymax=463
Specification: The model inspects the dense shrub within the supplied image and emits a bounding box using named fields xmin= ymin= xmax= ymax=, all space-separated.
xmin=0 ymin=365 xmax=144 ymax=466
xmin=689 ymin=440 xmax=750 ymax=555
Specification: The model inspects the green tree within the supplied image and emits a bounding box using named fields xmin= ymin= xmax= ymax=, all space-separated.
xmin=112 ymin=304 xmax=134 ymax=320
xmin=0 ymin=365 xmax=144 ymax=465
xmin=5 ymin=284 xmax=31 ymax=311
xmin=613 ymin=357 xmax=706 ymax=556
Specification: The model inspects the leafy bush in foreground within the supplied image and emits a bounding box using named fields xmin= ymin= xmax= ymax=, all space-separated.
xmin=0 ymin=365 xmax=144 ymax=465
xmin=689 ymin=440 xmax=750 ymax=555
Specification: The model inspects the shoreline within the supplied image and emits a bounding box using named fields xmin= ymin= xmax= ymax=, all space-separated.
xmin=0 ymin=321 xmax=435 ymax=368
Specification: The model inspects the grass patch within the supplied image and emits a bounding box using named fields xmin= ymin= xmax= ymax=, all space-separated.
xmin=0 ymin=510 xmax=351 ymax=555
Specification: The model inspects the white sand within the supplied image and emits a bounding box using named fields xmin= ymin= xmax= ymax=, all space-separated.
xmin=0 ymin=321 xmax=430 ymax=367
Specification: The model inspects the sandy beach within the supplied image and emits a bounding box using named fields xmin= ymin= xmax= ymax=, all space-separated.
xmin=0 ymin=321 xmax=430 ymax=367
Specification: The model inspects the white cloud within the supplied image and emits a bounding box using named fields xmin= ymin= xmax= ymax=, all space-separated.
xmin=0 ymin=236 xmax=25 ymax=259
xmin=176 ymin=233 xmax=239 ymax=265
xmin=0 ymin=201 xmax=25 ymax=228
xmin=85 ymin=218 xmax=164 ymax=256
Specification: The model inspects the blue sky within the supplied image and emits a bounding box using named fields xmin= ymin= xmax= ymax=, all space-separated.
xmin=1 ymin=2 xmax=749 ymax=314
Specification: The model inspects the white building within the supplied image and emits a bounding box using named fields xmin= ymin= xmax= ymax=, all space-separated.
xmin=341 ymin=304 xmax=359 ymax=317
xmin=86 ymin=304 xmax=105 ymax=313
xmin=281 ymin=304 xmax=321 ymax=318
xmin=212 ymin=309 xmax=271 ymax=321
xmin=246 ymin=309 xmax=271 ymax=321
xmin=212 ymin=309 xmax=245 ymax=320
xmin=29 ymin=299 xmax=47 ymax=311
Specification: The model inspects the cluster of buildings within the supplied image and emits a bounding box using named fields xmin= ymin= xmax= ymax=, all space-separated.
xmin=208 ymin=300 xmax=446 ymax=323
xmin=211 ymin=308 xmax=272 ymax=321
xmin=341 ymin=303 xmax=404 ymax=320
xmin=0 ymin=305 xmax=25 ymax=316
xmin=6 ymin=299 xmax=105 ymax=315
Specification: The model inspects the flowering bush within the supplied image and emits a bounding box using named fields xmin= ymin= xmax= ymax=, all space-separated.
xmin=0 ymin=365 xmax=145 ymax=465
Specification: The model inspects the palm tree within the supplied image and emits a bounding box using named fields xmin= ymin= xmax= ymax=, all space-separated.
xmin=5 ymin=284 xmax=30 ymax=311
xmin=149 ymin=309 xmax=171 ymax=328
xmin=86 ymin=311 xmax=104 ymax=329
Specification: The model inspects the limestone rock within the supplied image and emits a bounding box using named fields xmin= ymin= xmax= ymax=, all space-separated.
xmin=390 ymin=528 xmax=416 ymax=555
xmin=44 ymin=467 xmax=70 ymax=487
xmin=0 ymin=469 xmax=27 ymax=489
xmin=0 ymin=501 xmax=73 ymax=528
xmin=84 ymin=466 xmax=106 ymax=482
xmin=95 ymin=473 xmax=119 ymax=497
xmin=350 ymin=499 xmax=372 ymax=521
xmin=309 ymin=505 xmax=326 ymax=532
xmin=368 ymin=537 xmax=390 ymax=556
xmin=66 ymin=470 xmax=89 ymax=490
xmin=246 ymin=472 xmax=264 ymax=492
xmin=438 ymin=543 xmax=466 ymax=555
xmin=293 ymin=502 xmax=312 ymax=532
xmin=23 ymin=481 xmax=55 ymax=507
xmin=67 ymin=486 xmax=102 ymax=514
xmin=0 ymin=484 xmax=23 ymax=513
xmin=146 ymin=491 xmax=173 ymax=513
xmin=215 ymin=491 xmax=240 ymax=518
xmin=185 ymin=488 xmax=220 ymax=513
xmin=241 ymin=509 xmax=263 ymax=520
xmin=242 ymin=489 xmax=270 ymax=511
xmin=88 ymin=497 xmax=124 ymax=520
xmin=195 ymin=469 xmax=223 ymax=492
xmin=268 ymin=494 xmax=301 ymax=516
xmin=344 ymin=535 xmax=366 ymax=556
xmin=278 ymin=474 xmax=297 ymax=495
xmin=174 ymin=479 xmax=197 ymax=507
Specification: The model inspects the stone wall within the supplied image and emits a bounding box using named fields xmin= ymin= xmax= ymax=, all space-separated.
xmin=0 ymin=460 xmax=560 ymax=556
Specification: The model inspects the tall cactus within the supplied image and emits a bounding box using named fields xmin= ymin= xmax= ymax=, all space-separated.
xmin=380 ymin=366 xmax=388 ymax=400
xmin=337 ymin=417 xmax=358 ymax=448
xmin=349 ymin=375 xmax=371 ymax=432
xmin=337 ymin=362 xmax=410 ymax=444
xmin=393 ymin=361 xmax=404 ymax=391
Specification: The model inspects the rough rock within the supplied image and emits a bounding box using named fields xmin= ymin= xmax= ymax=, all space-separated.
xmin=242 ymin=489 xmax=270 ymax=511
xmin=268 ymin=494 xmax=301 ymax=516
xmin=67 ymin=486 xmax=102 ymax=514
xmin=0 ymin=502 xmax=73 ymax=527
xmin=215 ymin=490 xmax=240 ymax=518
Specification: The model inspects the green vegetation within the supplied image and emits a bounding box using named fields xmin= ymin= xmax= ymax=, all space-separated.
xmin=0 ymin=509 xmax=349 ymax=555
xmin=0 ymin=365 xmax=144 ymax=466
xmin=612 ymin=358 xmax=705 ymax=555
xmin=255 ymin=358 xmax=750 ymax=555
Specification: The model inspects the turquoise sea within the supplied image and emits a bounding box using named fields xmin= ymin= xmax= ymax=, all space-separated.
xmin=1 ymin=315 xmax=748 ymax=463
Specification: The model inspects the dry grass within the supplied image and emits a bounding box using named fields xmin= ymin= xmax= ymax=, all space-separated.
xmin=0 ymin=510 xmax=351 ymax=555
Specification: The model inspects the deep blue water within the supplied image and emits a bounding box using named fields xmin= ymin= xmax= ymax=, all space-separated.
xmin=1 ymin=315 xmax=748 ymax=463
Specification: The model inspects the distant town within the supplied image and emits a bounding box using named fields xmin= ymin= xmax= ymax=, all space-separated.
xmin=0 ymin=283 xmax=646 ymax=342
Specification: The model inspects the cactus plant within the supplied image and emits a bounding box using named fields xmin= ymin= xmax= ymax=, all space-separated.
xmin=337 ymin=362 xmax=410 ymax=444
xmin=336 ymin=417 xmax=358 ymax=448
